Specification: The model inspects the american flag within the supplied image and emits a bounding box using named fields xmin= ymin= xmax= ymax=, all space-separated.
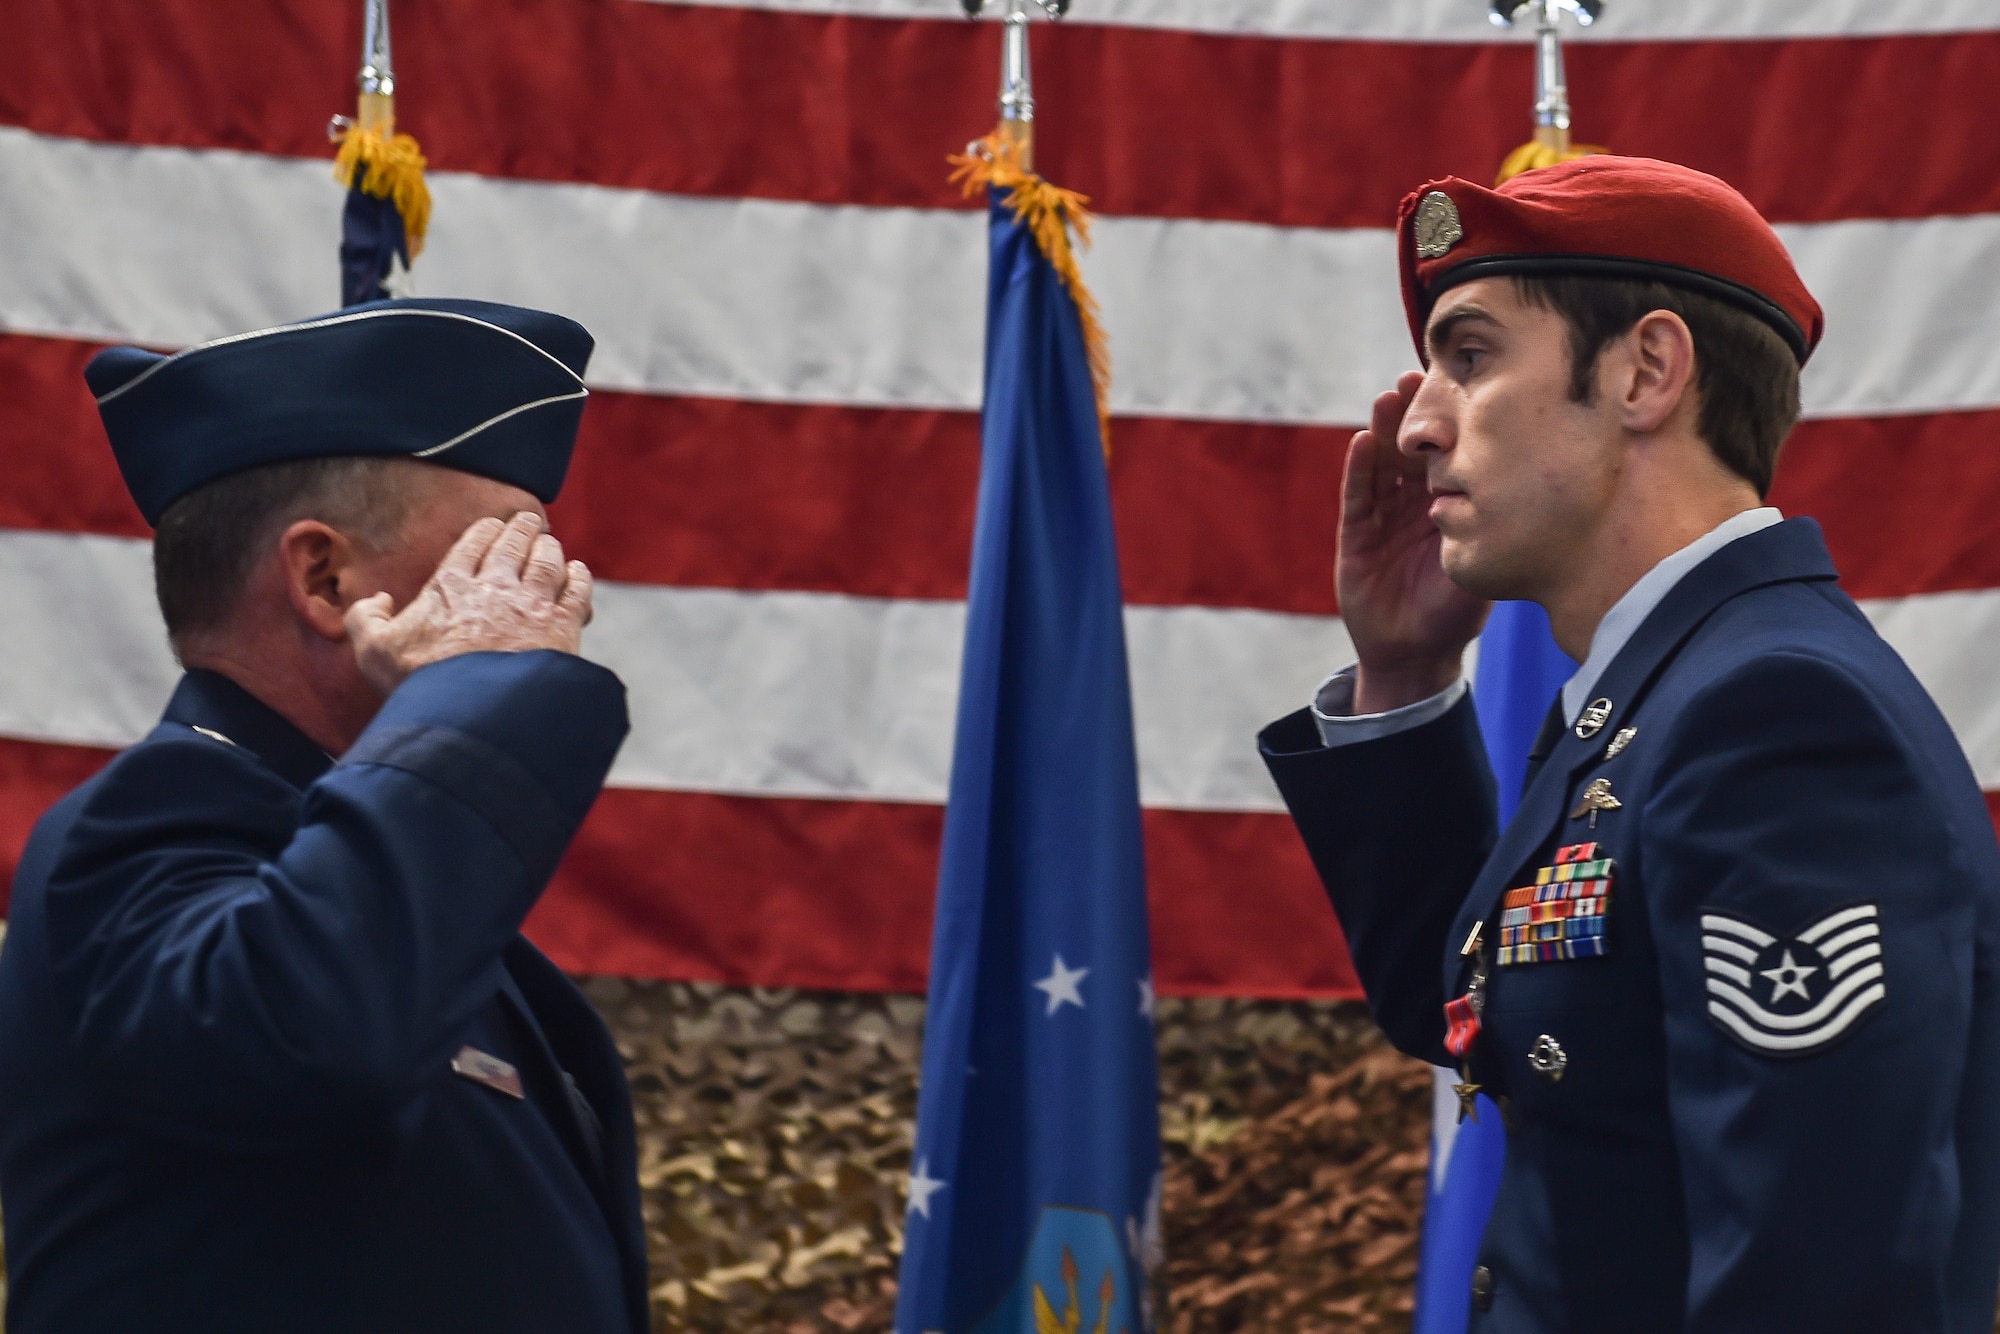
xmin=2 ymin=0 xmax=1996 ymax=1001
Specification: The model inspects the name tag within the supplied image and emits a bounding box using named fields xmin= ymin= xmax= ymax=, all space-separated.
xmin=451 ymin=1045 xmax=524 ymax=1099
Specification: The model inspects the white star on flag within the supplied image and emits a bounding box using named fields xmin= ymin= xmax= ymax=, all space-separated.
xmin=1033 ymin=954 xmax=1089 ymax=1016
xmin=1759 ymin=949 xmax=1819 ymax=1003
xmin=1137 ymin=974 xmax=1156 ymax=1020
xmin=906 ymin=1156 xmax=946 ymax=1219
xmin=380 ymin=250 xmax=417 ymax=299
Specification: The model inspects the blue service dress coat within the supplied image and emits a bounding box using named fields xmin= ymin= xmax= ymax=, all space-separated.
xmin=1260 ymin=519 xmax=2000 ymax=1332
xmin=0 ymin=650 xmax=649 ymax=1333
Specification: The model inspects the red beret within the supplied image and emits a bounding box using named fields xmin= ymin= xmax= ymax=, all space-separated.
xmin=1397 ymin=156 xmax=1823 ymax=366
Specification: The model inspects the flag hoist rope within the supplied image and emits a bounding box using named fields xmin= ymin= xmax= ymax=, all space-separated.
xmin=953 ymin=0 xmax=1110 ymax=450
xmin=329 ymin=0 xmax=432 ymax=257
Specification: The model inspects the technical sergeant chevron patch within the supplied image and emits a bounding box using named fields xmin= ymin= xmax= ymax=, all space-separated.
xmin=1700 ymin=903 xmax=1886 ymax=1057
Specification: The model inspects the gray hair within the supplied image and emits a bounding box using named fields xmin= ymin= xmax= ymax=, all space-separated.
xmin=152 ymin=456 xmax=430 ymax=655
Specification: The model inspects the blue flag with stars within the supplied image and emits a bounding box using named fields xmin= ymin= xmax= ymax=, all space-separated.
xmin=894 ymin=189 xmax=1162 ymax=1334
xmin=1412 ymin=600 xmax=1574 ymax=1333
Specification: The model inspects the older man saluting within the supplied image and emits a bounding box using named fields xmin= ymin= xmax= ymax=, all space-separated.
xmin=0 ymin=299 xmax=647 ymax=1332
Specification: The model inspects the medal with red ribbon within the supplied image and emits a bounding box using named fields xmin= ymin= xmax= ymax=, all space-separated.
xmin=1445 ymin=990 xmax=1482 ymax=1059
xmin=1444 ymin=941 xmax=1489 ymax=1121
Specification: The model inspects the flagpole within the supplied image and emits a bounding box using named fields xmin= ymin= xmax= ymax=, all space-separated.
xmin=950 ymin=0 xmax=1111 ymax=445
xmin=963 ymin=0 xmax=1069 ymax=172
xmin=357 ymin=0 xmax=396 ymax=134
xmin=1490 ymin=0 xmax=1604 ymax=184
xmin=1529 ymin=3 xmax=1571 ymax=154
xmin=1492 ymin=0 xmax=1599 ymax=154
xmin=997 ymin=0 xmax=1035 ymax=170
xmin=330 ymin=0 xmax=430 ymax=304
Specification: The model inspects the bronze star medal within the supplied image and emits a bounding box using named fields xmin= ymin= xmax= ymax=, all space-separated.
xmin=1453 ymin=1071 xmax=1483 ymax=1123
xmin=1443 ymin=947 xmax=1490 ymax=1123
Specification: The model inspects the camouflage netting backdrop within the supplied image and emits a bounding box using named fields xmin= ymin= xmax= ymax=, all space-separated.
xmin=593 ymin=981 xmax=1430 ymax=1333
xmin=0 ymin=972 xmax=1437 ymax=1333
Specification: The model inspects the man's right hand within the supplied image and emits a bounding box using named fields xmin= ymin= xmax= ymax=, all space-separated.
xmin=1338 ymin=372 xmax=1490 ymax=714
xmin=346 ymin=512 xmax=595 ymax=697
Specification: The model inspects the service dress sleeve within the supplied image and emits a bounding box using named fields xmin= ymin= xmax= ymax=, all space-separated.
xmin=1643 ymin=652 xmax=1976 ymax=1334
xmin=1261 ymin=692 xmax=1499 ymax=1062
xmin=40 ymin=651 xmax=628 ymax=1156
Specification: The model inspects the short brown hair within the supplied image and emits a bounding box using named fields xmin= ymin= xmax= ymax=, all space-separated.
xmin=153 ymin=457 xmax=423 ymax=653
xmin=1512 ymin=275 xmax=1801 ymax=495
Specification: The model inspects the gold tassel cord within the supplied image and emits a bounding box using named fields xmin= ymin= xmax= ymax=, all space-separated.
xmin=334 ymin=123 xmax=433 ymax=258
xmin=950 ymin=131 xmax=1113 ymax=452
xmin=1494 ymin=137 xmax=1608 ymax=186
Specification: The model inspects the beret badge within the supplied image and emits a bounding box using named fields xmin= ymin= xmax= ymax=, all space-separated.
xmin=1413 ymin=191 xmax=1464 ymax=260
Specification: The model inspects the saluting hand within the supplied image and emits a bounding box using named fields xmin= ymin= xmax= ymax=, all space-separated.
xmin=1338 ymin=371 xmax=1489 ymax=714
xmin=345 ymin=511 xmax=595 ymax=696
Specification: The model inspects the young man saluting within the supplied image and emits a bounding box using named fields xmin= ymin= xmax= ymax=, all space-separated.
xmin=1260 ymin=158 xmax=2000 ymax=1331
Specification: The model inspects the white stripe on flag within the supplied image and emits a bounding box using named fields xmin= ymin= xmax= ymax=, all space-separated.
xmin=10 ymin=528 xmax=2000 ymax=808
xmin=1864 ymin=589 xmax=2000 ymax=790
xmin=0 ymin=530 xmax=1346 ymax=812
xmin=639 ymin=0 xmax=2000 ymax=42
xmin=4 ymin=129 xmax=1998 ymax=427
xmin=0 ymin=530 xmax=181 ymax=750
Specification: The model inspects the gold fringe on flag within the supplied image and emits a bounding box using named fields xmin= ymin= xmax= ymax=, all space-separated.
xmin=1494 ymin=136 xmax=1608 ymax=186
xmin=950 ymin=131 xmax=1112 ymax=452
xmin=334 ymin=123 xmax=433 ymax=258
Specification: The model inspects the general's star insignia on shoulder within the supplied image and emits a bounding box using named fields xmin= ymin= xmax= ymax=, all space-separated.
xmin=1497 ymin=842 xmax=1613 ymax=966
xmin=1700 ymin=903 xmax=1886 ymax=1056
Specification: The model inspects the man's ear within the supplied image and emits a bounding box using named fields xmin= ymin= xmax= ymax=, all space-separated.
xmin=278 ymin=520 xmax=368 ymax=642
xmin=1618 ymin=309 xmax=1698 ymax=435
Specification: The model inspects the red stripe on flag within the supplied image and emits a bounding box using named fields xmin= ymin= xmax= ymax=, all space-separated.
xmin=0 ymin=736 xmax=1361 ymax=998
xmin=528 ymin=788 xmax=1363 ymax=998
xmin=553 ymin=396 xmax=982 ymax=604
xmin=0 ymin=737 xmax=118 ymax=917
xmin=4 ymin=332 xmax=1348 ymax=613
xmin=0 ymin=335 xmax=148 ymax=539
xmin=12 ymin=329 xmax=2000 ymax=611
xmin=554 ymin=389 xmax=1348 ymax=612
xmin=1110 ymin=417 xmax=1345 ymax=616
xmin=3 ymin=0 xmax=1995 ymax=227
xmin=6 ymin=733 xmax=2000 ymax=996
xmin=1771 ymin=408 xmax=2000 ymax=602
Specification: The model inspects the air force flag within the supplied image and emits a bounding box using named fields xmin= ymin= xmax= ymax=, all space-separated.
xmin=893 ymin=184 xmax=1161 ymax=1333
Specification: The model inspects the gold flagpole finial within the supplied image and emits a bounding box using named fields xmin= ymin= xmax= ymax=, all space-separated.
xmin=950 ymin=0 xmax=1108 ymax=446
xmin=963 ymin=0 xmax=1068 ymax=172
xmin=329 ymin=0 xmax=431 ymax=264
xmin=1491 ymin=0 xmax=1607 ymax=184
